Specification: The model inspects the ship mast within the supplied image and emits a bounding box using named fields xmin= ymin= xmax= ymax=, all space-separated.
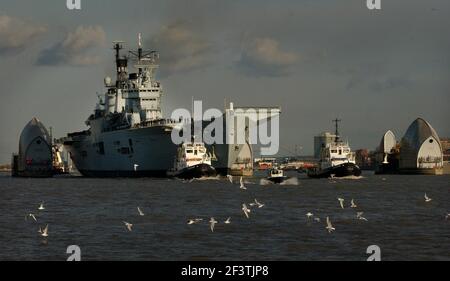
xmin=112 ymin=41 xmax=127 ymax=88
xmin=333 ymin=118 xmax=341 ymax=142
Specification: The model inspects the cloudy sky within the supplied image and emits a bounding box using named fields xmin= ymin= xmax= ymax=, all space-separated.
xmin=0 ymin=0 xmax=449 ymax=162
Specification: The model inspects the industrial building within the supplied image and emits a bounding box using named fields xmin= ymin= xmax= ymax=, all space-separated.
xmin=314 ymin=132 xmax=337 ymax=159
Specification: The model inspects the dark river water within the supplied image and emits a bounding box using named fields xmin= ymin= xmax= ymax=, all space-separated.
xmin=0 ymin=171 xmax=448 ymax=261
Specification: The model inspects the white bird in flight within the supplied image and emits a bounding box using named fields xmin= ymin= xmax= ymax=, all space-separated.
xmin=242 ymin=203 xmax=251 ymax=219
xmin=338 ymin=198 xmax=345 ymax=209
xmin=314 ymin=217 xmax=321 ymax=222
xmin=41 ymin=225 xmax=49 ymax=237
xmin=356 ymin=212 xmax=368 ymax=221
xmin=227 ymin=175 xmax=233 ymax=184
xmin=224 ymin=217 xmax=231 ymax=224
xmin=187 ymin=218 xmax=203 ymax=225
xmin=306 ymin=212 xmax=314 ymax=220
xmin=26 ymin=213 xmax=37 ymax=222
xmin=326 ymin=217 xmax=335 ymax=233
xmin=123 ymin=221 xmax=133 ymax=231
xmin=254 ymin=199 xmax=265 ymax=208
xmin=38 ymin=203 xmax=45 ymax=211
xmin=240 ymin=177 xmax=247 ymax=190
xmin=137 ymin=207 xmax=145 ymax=216
xmin=424 ymin=193 xmax=432 ymax=203
xmin=209 ymin=217 xmax=218 ymax=232
xmin=134 ymin=164 xmax=139 ymax=172
xmin=350 ymin=199 xmax=357 ymax=208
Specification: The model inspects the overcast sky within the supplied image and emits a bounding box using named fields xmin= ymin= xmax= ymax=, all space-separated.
xmin=0 ymin=0 xmax=449 ymax=162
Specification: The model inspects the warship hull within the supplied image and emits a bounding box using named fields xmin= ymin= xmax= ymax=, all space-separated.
xmin=64 ymin=125 xmax=178 ymax=177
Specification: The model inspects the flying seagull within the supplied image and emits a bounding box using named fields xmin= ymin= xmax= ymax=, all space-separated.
xmin=227 ymin=175 xmax=233 ymax=184
xmin=134 ymin=164 xmax=139 ymax=172
xmin=224 ymin=217 xmax=231 ymax=224
xmin=306 ymin=212 xmax=314 ymax=220
xmin=209 ymin=217 xmax=218 ymax=232
xmin=424 ymin=193 xmax=432 ymax=203
xmin=338 ymin=198 xmax=345 ymax=209
xmin=240 ymin=177 xmax=247 ymax=190
xmin=255 ymin=199 xmax=265 ymax=208
xmin=187 ymin=218 xmax=203 ymax=225
xmin=123 ymin=221 xmax=133 ymax=232
xmin=41 ymin=225 xmax=49 ymax=237
xmin=314 ymin=217 xmax=321 ymax=223
xmin=242 ymin=203 xmax=251 ymax=219
xmin=38 ymin=203 xmax=45 ymax=211
xmin=29 ymin=214 xmax=37 ymax=222
xmin=350 ymin=199 xmax=357 ymax=208
xmin=326 ymin=217 xmax=335 ymax=233
xmin=137 ymin=207 xmax=145 ymax=216
xmin=356 ymin=212 xmax=368 ymax=221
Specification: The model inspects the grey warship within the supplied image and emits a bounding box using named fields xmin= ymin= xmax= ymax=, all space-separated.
xmin=61 ymin=35 xmax=182 ymax=177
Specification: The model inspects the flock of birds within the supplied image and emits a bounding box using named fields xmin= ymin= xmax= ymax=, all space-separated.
xmin=24 ymin=177 xmax=449 ymax=239
xmin=25 ymin=202 xmax=49 ymax=238
xmin=185 ymin=176 xmax=265 ymax=232
xmin=304 ymin=197 xmax=368 ymax=234
xmin=305 ymin=192 xmax=444 ymax=234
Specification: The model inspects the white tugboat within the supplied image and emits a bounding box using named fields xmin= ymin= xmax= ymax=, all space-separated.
xmin=167 ymin=140 xmax=217 ymax=179
xmin=308 ymin=119 xmax=362 ymax=178
xmin=266 ymin=167 xmax=287 ymax=184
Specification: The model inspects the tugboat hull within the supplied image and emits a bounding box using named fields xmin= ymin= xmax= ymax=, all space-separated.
xmin=308 ymin=163 xmax=361 ymax=179
xmin=168 ymin=163 xmax=217 ymax=180
xmin=267 ymin=176 xmax=287 ymax=184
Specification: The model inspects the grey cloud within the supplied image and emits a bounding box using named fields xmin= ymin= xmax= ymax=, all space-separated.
xmin=236 ymin=38 xmax=299 ymax=77
xmin=0 ymin=14 xmax=47 ymax=55
xmin=369 ymin=77 xmax=412 ymax=92
xmin=36 ymin=25 xmax=106 ymax=66
xmin=344 ymin=63 xmax=412 ymax=92
xmin=149 ymin=22 xmax=214 ymax=77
